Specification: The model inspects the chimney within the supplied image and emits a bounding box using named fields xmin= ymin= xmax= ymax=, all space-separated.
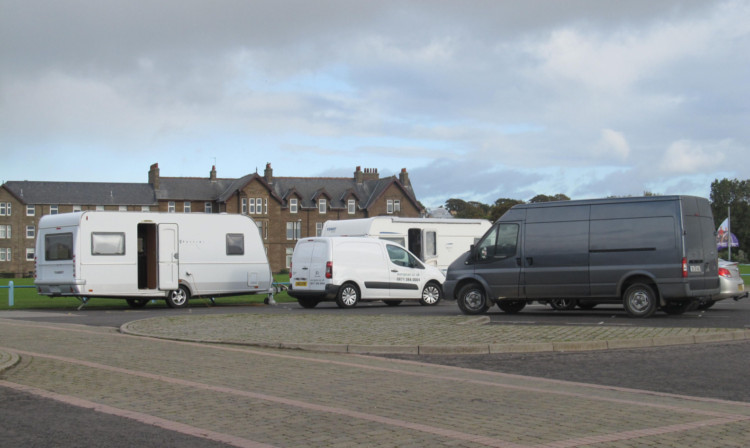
xmin=210 ymin=165 xmax=217 ymax=182
xmin=363 ymin=167 xmax=379 ymax=181
xmin=264 ymin=163 xmax=273 ymax=184
xmin=399 ymin=168 xmax=411 ymax=187
xmin=354 ymin=166 xmax=363 ymax=184
xmin=148 ymin=163 xmax=160 ymax=190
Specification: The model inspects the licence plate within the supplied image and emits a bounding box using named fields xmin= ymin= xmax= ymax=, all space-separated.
xmin=295 ymin=281 xmax=308 ymax=287
xmin=690 ymin=265 xmax=702 ymax=273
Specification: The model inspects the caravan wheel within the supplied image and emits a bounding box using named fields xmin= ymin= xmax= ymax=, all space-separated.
xmin=167 ymin=285 xmax=190 ymax=309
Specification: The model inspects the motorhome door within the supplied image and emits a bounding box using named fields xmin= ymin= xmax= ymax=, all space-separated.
xmin=158 ymin=223 xmax=179 ymax=290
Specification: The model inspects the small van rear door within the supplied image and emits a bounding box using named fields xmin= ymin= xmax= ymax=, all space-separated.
xmin=290 ymin=239 xmax=317 ymax=290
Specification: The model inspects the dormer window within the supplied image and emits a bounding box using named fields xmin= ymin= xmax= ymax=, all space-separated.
xmin=290 ymin=198 xmax=298 ymax=214
xmin=319 ymin=199 xmax=326 ymax=214
xmin=348 ymin=199 xmax=355 ymax=214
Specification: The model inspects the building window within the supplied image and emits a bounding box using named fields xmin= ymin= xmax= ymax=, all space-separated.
xmin=0 ymin=225 xmax=9 ymax=239
xmin=264 ymin=198 xmax=268 ymax=214
xmin=319 ymin=199 xmax=326 ymax=214
xmin=0 ymin=248 xmax=10 ymax=262
xmin=394 ymin=200 xmax=401 ymax=212
xmin=168 ymin=201 xmax=175 ymax=213
xmin=26 ymin=226 xmax=35 ymax=239
xmin=256 ymin=221 xmax=263 ymax=237
xmin=241 ymin=198 xmax=247 ymax=215
xmin=96 ymin=205 xmax=105 ymax=211
xmin=387 ymin=200 xmax=394 ymax=214
xmin=141 ymin=206 xmax=150 ymax=212
xmin=119 ymin=205 xmax=128 ymax=212
xmin=316 ymin=222 xmax=323 ymax=236
xmin=286 ymin=222 xmax=301 ymax=240
xmin=257 ymin=198 xmax=263 ymax=214
xmin=26 ymin=205 xmax=35 ymax=216
xmin=184 ymin=202 xmax=191 ymax=213
xmin=26 ymin=248 xmax=35 ymax=261
xmin=285 ymin=248 xmax=294 ymax=269
xmin=289 ymin=198 xmax=298 ymax=214
xmin=72 ymin=205 xmax=82 ymax=212
xmin=348 ymin=200 xmax=355 ymax=214
xmin=204 ymin=202 xmax=212 ymax=213
xmin=0 ymin=202 xmax=10 ymax=216
xmin=249 ymin=198 xmax=256 ymax=214
xmin=50 ymin=205 xmax=58 ymax=215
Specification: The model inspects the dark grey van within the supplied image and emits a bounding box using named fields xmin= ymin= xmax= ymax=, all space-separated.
xmin=443 ymin=196 xmax=719 ymax=317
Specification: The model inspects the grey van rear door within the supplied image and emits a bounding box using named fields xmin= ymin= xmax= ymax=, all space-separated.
xmin=682 ymin=197 xmax=719 ymax=293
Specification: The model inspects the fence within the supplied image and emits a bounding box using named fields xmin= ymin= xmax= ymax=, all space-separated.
xmin=0 ymin=281 xmax=36 ymax=307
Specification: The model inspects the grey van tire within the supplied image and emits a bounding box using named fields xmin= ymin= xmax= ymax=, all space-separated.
xmin=622 ymin=283 xmax=657 ymax=318
xmin=497 ymin=300 xmax=526 ymax=313
xmin=166 ymin=285 xmax=190 ymax=309
xmin=336 ymin=283 xmax=360 ymax=308
xmin=456 ymin=283 xmax=490 ymax=315
xmin=419 ymin=282 xmax=442 ymax=306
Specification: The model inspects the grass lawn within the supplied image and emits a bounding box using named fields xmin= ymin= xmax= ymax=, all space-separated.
xmin=0 ymin=275 xmax=296 ymax=311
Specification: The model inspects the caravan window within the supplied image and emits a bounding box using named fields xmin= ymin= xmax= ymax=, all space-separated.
xmin=226 ymin=233 xmax=245 ymax=255
xmin=92 ymin=232 xmax=125 ymax=255
xmin=45 ymin=233 xmax=73 ymax=261
xmin=425 ymin=231 xmax=437 ymax=258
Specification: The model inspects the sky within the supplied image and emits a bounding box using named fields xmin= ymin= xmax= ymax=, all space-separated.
xmin=1 ymin=0 xmax=748 ymax=208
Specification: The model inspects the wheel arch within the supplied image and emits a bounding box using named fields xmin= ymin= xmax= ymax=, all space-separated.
xmin=451 ymin=276 xmax=492 ymax=303
xmin=618 ymin=273 xmax=661 ymax=304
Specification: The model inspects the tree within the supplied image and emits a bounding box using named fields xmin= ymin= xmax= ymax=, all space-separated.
xmin=528 ymin=194 xmax=570 ymax=203
xmin=490 ymin=198 xmax=524 ymax=222
xmin=710 ymin=178 xmax=750 ymax=259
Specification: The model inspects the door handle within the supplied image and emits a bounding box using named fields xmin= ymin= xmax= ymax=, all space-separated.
xmin=525 ymin=257 xmax=533 ymax=266
xmin=391 ymin=269 xmax=398 ymax=273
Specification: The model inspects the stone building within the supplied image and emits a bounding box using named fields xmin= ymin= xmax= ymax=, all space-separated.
xmin=0 ymin=163 xmax=422 ymax=277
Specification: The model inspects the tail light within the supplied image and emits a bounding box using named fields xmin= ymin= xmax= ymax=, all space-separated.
xmin=682 ymin=258 xmax=688 ymax=278
xmin=325 ymin=261 xmax=333 ymax=279
xmin=718 ymin=267 xmax=731 ymax=278
xmin=289 ymin=262 xmax=293 ymax=279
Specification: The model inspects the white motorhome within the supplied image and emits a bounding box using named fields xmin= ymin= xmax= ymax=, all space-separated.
xmin=321 ymin=217 xmax=491 ymax=273
xmin=35 ymin=212 xmax=272 ymax=308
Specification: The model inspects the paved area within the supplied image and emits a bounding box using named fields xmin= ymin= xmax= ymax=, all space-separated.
xmin=1 ymin=316 xmax=749 ymax=447
xmin=120 ymin=313 xmax=750 ymax=354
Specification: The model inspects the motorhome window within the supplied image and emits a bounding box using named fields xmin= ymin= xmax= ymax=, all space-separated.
xmin=425 ymin=231 xmax=437 ymax=257
xmin=379 ymin=236 xmax=406 ymax=247
xmin=92 ymin=232 xmax=125 ymax=255
xmin=387 ymin=244 xmax=422 ymax=269
xmin=45 ymin=233 xmax=73 ymax=261
xmin=477 ymin=223 xmax=518 ymax=260
xmin=226 ymin=233 xmax=245 ymax=255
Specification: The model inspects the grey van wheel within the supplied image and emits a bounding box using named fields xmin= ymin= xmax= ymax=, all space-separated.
xmin=419 ymin=282 xmax=442 ymax=306
xmin=622 ymin=283 xmax=657 ymax=318
xmin=457 ymin=283 xmax=489 ymax=315
xmin=336 ymin=283 xmax=360 ymax=308
xmin=166 ymin=285 xmax=190 ymax=309
xmin=497 ymin=300 xmax=526 ymax=314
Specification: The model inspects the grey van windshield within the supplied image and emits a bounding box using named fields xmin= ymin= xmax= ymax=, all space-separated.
xmin=477 ymin=223 xmax=518 ymax=260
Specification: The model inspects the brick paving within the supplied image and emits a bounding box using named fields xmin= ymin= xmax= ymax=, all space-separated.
xmin=1 ymin=317 xmax=749 ymax=447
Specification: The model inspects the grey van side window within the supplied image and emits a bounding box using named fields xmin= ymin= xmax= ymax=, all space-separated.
xmin=477 ymin=223 xmax=518 ymax=260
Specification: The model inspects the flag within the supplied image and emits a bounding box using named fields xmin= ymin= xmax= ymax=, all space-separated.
xmin=717 ymin=218 xmax=739 ymax=250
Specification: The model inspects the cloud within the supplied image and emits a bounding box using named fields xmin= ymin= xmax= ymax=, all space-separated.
xmin=660 ymin=140 xmax=726 ymax=174
xmin=595 ymin=129 xmax=630 ymax=161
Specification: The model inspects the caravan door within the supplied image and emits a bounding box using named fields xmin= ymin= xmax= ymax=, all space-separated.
xmin=158 ymin=223 xmax=179 ymax=290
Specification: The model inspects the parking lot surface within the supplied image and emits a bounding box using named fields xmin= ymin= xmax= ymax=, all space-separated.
xmin=1 ymin=313 xmax=750 ymax=447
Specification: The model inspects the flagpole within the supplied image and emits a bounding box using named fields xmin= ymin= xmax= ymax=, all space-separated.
xmin=728 ymin=206 xmax=731 ymax=261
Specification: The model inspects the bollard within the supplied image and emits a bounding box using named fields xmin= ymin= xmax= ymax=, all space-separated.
xmin=8 ymin=281 xmax=13 ymax=307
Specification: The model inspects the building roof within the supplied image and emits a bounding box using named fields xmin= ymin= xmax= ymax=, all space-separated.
xmin=2 ymin=181 xmax=156 ymax=205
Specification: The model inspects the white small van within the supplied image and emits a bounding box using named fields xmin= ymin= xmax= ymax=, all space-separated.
xmin=287 ymin=237 xmax=446 ymax=308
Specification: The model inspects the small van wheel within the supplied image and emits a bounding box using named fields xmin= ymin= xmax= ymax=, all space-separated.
xmin=457 ymin=283 xmax=490 ymax=315
xmin=419 ymin=282 xmax=442 ymax=306
xmin=623 ymin=283 xmax=657 ymax=318
xmin=126 ymin=298 xmax=149 ymax=309
xmin=166 ymin=285 xmax=190 ymax=309
xmin=297 ymin=298 xmax=320 ymax=309
xmin=336 ymin=283 xmax=360 ymax=308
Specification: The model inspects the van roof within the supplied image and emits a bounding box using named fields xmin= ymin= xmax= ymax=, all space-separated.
xmin=510 ymin=195 xmax=704 ymax=210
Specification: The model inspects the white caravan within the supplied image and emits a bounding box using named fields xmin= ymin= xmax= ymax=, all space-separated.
xmin=35 ymin=211 xmax=272 ymax=308
xmin=321 ymin=217 xmax=491 ymax=273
